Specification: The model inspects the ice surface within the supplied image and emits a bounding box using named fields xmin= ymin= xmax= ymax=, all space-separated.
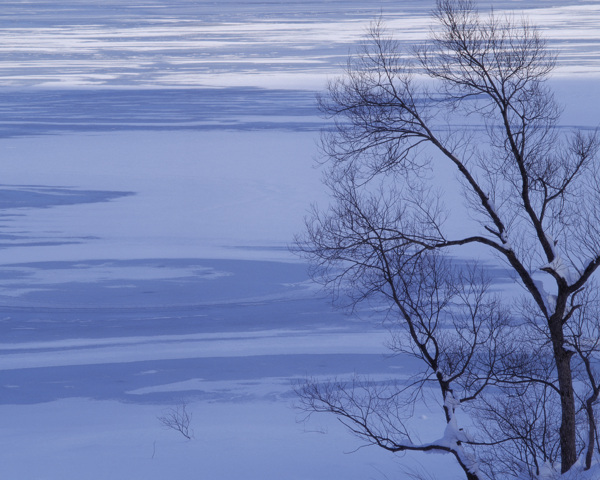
xmin=0 ymin=1 xmax=598 ymax=479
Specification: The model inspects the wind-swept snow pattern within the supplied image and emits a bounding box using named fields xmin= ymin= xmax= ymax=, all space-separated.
xmin=0 ymin=1 xmax=599 ymax=479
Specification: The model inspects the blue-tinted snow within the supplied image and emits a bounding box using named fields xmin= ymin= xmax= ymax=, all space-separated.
xmin=0 ymin=185 xmax=133 ymax=209
xmin=0 ymin=88 xmax=321 ymax=137
xmin=0 ymin=2 xmax=598 ymax=479
xmin=0 ymin=185 xmax=133 ymax=248
xmin=0 ymin=354 xmax=402 ymax=405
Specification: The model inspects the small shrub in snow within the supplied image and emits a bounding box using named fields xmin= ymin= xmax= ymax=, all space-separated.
xmin=158 ymin=403 xmax=194 ymax=440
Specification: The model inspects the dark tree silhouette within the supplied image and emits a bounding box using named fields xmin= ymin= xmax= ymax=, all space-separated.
xmin=295 ymin=1 xmax=600 ymax=478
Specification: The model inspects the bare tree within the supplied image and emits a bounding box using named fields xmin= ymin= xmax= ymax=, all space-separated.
xmin=295 ymin=0 xmax=600 ymax=478
xmin=158 ymin=403 xmax=194 ymax=440
xmin=564 ymin=284 xmax=600 ymax=470
xmin=298 ymin=238 xmax=510 ymax=479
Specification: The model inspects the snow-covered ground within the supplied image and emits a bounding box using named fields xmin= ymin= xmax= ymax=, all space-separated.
xmin=0 ymin=1 xmax=599 ymax=479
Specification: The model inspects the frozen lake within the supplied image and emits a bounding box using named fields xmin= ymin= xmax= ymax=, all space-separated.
xmin=0 ymin=1 xmax=599 ymax=479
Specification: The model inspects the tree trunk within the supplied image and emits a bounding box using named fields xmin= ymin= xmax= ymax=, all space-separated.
xmin=556 ymin=353 xmax=577 ymax=473
xmin=550 ymin=310 xmax=577 ymax=473
xmin=585 ymin=397 xmax=596 ymax=470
